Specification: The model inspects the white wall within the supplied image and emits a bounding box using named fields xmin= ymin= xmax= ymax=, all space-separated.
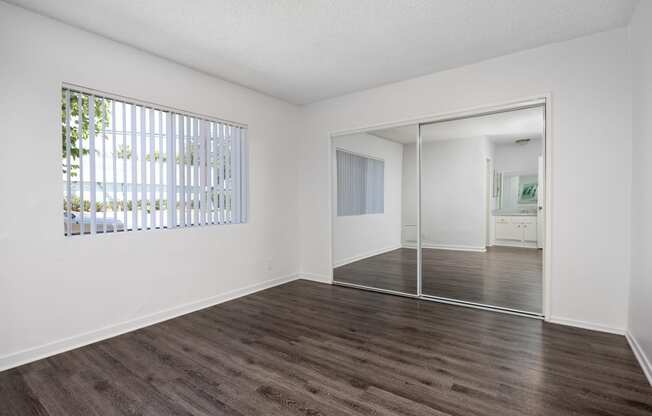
xmin=494 ymin=138 xmax=542 ymax=174
xmin=403 ymin=137 xmax=489 ymax=250
xmin=628 ymin=0 xmax=652 ymax=381
xmin=299 ymin=28 xmax=632 ymax=331
xmin=486 ymin=140 xmax=497 ymax=245
xmin=401 ymin=139 xmax=418 ymax=245
xmin=0 ymin=2 xmax=302 ymax=369
xmin=332 ymin=133 xmax=403 ymax=266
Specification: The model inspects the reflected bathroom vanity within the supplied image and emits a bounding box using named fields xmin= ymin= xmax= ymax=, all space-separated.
xmin=493 ymin=172 xmax=540 ymax=248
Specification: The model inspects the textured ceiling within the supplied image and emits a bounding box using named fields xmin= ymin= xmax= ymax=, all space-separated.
xmin=9 ymin=0 xmax=638 ymax=104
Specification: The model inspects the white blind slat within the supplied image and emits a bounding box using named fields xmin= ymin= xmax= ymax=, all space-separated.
xmin=65 ymin=90 xmax=72 ymax=236
xmin=131 ymin=104 xmax=138 ymax=231
xmin=194 ymin=118 xmax=200 ymax=226
xmin=211 ymin=123 xmax=218 ymax=224
xmin=158 ymin=111 xmax=164 ymax=228
xmin=166 ymin=112 xmax=175 ymax=229
xmin=149 ymin=108 xmax=156 ymax=229
xmin=89 ymin=95 xmax=97 ymax=235
xmin=140 ymin=107 xmax=147 ymax=230
xmin=77 ymin=93 xmax=84 ymax=235
xmin=241 ymin=128 xmax=248 ymax=222
xmin=111 ymin=100 xmax=118 ymax=232
xmin=218 ymin=123 xmax=225 ymax=224
xmin=122 ymin=101 xmax=128 ymax=230
xmin=178 ymin=115 xmax=186 ymax=227
xmin=226 ymin=127 xmax=232 ymax=223
xmin=101 ymin=99 xmax=108 ymax=234
xmin=233 ymin=127 xmax=241 ymax=224
xmin=186 ymin=117 xmax=192 ymax=226
xmin=200 ymin=119 xmax=205 ymax=224
xmin=187 ymin=118 xmax=193 ymax=225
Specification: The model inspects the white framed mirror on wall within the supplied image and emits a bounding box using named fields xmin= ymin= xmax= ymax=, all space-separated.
xmin=331 ymin=98 xmax=548 ymax=318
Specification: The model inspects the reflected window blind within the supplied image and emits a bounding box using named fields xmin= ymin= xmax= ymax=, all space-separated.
xmin=336 ymin=150 xmax=384 ymax=216
xmin=61 ymin=86 xmax=248 ymax=236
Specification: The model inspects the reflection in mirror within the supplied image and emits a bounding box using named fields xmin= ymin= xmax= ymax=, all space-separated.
xmin=501 ymin=172 xmax=538 ymax=212
xmin=331 ymin=127 xmax=418 ymax=295
xmin=420 ymin=106 xmax=545 ymax=314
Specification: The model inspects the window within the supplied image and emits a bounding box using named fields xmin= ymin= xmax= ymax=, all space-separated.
xmin=61 ymin=85 xmax=248 ymax=236
xmin=336 ymin=149 xmax=384 ymax=216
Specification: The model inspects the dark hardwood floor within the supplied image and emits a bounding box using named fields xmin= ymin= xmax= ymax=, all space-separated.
xmin=2 ymin=280 xmax=651 ymax=416
xmin=422 ymin=246 xmax=542 ymax=312
xmin=334 ymin=247 xmax=542 ymax=313
xmin=334 ymin=248 xmax=419 ymax=294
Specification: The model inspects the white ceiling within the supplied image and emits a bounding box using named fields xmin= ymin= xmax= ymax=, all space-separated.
xmin=9 ymin=0 xmax=638 ymax=104
xmin=370 ymin=106 xmax=544 ymax=144
xmin=371 ymin=125 xmax=419 ymax=144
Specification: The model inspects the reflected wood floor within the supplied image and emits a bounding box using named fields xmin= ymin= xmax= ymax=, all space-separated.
xmin=334 ymin=247 xmax=542 ymax=313
xmin=2 ymin=280 xmax=651 ymax=416
xmin=334 ymin=248 xmax=419 ymax=294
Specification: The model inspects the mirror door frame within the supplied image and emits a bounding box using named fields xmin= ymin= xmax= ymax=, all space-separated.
xmin=329 ymin=95 xmax=552 ymax=320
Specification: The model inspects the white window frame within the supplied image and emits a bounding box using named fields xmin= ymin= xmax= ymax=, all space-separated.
xmin=61 ymin=83 xmax=248 ymax=236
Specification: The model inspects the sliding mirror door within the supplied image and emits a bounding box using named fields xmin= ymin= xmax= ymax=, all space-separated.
xmin=332 ymin=128 xmax=418 ymax=295
xmin=419 ymin=106 xmax=545 ymax=315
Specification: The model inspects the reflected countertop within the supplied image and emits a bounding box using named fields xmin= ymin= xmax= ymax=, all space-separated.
xmin=492 ymin=210 xmax=537 ymax=217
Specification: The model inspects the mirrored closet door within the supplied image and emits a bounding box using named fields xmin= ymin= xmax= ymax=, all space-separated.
xmin=330 ymin=103 xmax=545 ymax=317
xmin=331 ymin=127 xmax=418 ymax=295
xmin=419 ymin=106 xmax=545 ymax=315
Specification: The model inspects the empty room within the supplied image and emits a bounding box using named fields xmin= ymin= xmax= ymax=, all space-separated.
xmin=1 ymin=1 xmax=651 ymax=415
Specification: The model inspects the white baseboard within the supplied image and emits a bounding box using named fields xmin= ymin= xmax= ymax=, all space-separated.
xmin=626 ymin=331 xmax=652 ymax=387
xmin=333 ymin=245 xmax=402 ymax=267
xmin=403 ymin=243 xmax=487 ymax=253
xmin=493 ymin=240 xmax=538 ymax=249
xmin=546 ymin=316 xmax=625 ymax=335
xmin=298 ymin=272 xmax=333 ymax=284
xmin=0 ymin=273 xmax=300 ymax=372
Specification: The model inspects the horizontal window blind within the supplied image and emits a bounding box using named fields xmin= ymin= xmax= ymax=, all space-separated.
xmin=62 ymin=86 xmax=248 ymax=236
xmin=336 ymin=149 xmax=384 ymax=216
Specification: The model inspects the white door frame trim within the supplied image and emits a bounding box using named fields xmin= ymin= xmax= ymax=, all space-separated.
xmin=328 ymin=93 xmax=553 ymax=320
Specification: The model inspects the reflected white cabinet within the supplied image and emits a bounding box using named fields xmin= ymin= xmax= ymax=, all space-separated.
xmin=494 ymin=216 xmax=537 ymax=247
xmin=495 ymin=217 xmax=522 ymax=240
xmin=522 ymin=219 xmax=537 ymax=242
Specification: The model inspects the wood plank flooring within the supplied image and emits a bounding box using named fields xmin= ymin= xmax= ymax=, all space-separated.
xmin=334 ymin=247 xmax=542 ymax=313
xmin=334 ymin=248 xmax=419 ymax=294
xmin=2 ymin=280 xmax=651 ymax=416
